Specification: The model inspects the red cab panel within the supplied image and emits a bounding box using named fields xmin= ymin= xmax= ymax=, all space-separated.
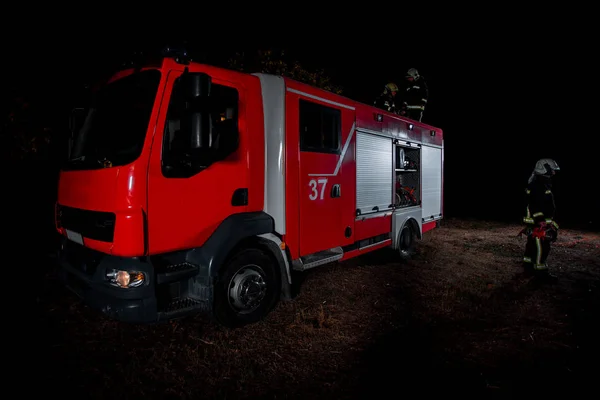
xmin=56 ymin=165 xmax=147 ymax=256
xmin=146 ymin=65 xmax=265 ymax=255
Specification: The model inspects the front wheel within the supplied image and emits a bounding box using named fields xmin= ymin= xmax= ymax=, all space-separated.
xmin=214 ymin=248 xmax=281 ymax=328
xmin=398 ymin=224 xmax=416 ymax=260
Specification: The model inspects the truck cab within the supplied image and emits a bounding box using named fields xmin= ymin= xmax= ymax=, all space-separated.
xmin=56 ymin=56 xmax=283 ymax=327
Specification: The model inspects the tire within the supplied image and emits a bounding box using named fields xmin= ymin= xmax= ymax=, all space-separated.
xmin=398 ymin=223 xmax=416 ymax=260
xmin=214 ymin=248 xmax=281 ymax=328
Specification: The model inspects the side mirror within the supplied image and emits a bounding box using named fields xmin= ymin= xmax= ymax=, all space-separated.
xmin=68 ymin=107 xmax=86 ymax=159
xmin=182 ymin=72 xmax=211 ymax=99
xmin=180 ymin=72 xmax=212 ymax=149
xmin=69 ymin=108 xmax=86 ymax=137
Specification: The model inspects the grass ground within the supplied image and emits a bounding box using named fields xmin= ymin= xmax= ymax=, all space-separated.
xmin=28 ymin=218 xmax=599 ymax=399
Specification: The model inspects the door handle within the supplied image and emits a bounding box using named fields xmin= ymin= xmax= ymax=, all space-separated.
xmin=331 ymin=184 xmax=341 ymax=198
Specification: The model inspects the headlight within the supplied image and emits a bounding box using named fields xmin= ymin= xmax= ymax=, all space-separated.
xmin=106 ymin=269 xmax=146 ymax=288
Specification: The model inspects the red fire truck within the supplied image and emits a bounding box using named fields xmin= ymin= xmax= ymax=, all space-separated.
xmin=56 ymin=53 xmax=444 ymax=328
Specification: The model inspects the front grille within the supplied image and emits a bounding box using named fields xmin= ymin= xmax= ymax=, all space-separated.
xmin=57 ymin=205 xmax=116 ymax=242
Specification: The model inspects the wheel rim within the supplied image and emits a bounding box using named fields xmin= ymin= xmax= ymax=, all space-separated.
xmin=228 ymin=264 xmax=268 ymax=314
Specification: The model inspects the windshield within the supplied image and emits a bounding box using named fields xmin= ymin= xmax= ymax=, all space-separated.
xmin=66 ymin=69 xmax=161 ymax=170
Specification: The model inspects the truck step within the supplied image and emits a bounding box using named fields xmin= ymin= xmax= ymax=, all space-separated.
xmin=293 ymin=247 xmax=344 ymax=271
xmin=156 ymin=262 xmax=198 ymax=285
xmin=157 ymin=297 xmax=209 ymax=321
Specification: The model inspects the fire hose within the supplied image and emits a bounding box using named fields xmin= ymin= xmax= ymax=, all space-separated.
xmin=518 ymin=221 xmax=558 ymax=242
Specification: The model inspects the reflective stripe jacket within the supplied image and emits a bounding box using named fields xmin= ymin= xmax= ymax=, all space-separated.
xmin=523 ymin=176 xmax=558 ymax=228
xmin=374 ymin=93 xmax=398 ymax=113
xmin=399 ymin=77 xmax=429 ymax=111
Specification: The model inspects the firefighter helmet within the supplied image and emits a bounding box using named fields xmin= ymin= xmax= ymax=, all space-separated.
xmin=384 ymin=82 xmax=399 ymax=94
xmin=533 ymin=158 xmax=560 ymax=176
xmin=406 ymin=68 xmax=419 ymax=79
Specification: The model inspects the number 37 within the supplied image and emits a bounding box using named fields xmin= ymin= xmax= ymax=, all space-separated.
xmin=308 ymin=178 xmax=328 ymax=201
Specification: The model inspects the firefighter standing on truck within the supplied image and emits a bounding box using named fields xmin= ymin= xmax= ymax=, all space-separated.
xmin=374 ymin=82 xmax=400 ymax=114
xmin=399 ymin=68 xmax=428 ymax=122
xmin=521 ymin=158 xmax=560 ymax=282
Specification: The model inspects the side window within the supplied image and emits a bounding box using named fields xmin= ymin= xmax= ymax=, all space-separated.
xmin=162 ymin=77 xmax=239 ymax=178
xmin=299 ymin=99 xmax=341 ymax=154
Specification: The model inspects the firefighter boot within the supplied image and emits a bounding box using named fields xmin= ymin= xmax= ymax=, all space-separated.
xmin=533 ymin=269 xmax=558 ymax=284
xmin=522 ymin=262 xmax=535 ymax=277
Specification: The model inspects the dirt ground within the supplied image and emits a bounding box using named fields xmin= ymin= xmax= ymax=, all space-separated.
xmin=29 ymin=218 xmax=599 ymax=399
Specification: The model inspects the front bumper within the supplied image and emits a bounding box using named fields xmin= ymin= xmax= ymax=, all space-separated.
xmin=57 ymin=237 xmax=213 ymax=323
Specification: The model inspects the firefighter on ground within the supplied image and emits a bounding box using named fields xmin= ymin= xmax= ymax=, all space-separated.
xmin=521 ymin=158 xmax=561 ymax=282
xmin=374 ymin=82 xmax=400 ymax=114
xmin=398 ymin=68 xmax=428 ymax=122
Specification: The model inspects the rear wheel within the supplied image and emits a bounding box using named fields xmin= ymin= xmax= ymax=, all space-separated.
xmin=398 ymin=224 xmax=416 ymax=260
xmin=214 ymin=248 xmax=280 ymax=328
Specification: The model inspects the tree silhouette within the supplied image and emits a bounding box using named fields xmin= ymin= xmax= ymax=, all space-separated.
xmin=2 ymin=96 xmax=53 ymax=163
xmin=228 ymin=50 xmax=343 ymax=94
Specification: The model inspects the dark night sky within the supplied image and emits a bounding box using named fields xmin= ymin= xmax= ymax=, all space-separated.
xmin=5 ymin=13 xmax=598 ymax=229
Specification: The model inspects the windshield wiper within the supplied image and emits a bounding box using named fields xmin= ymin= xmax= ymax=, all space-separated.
xmin=67 ymin=155 xmax=103 ymax=167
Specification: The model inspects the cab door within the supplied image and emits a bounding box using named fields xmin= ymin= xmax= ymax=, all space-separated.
xmin=292 ymin=94 xmax=355 ymax=256
xmin=146 ymin=69 xmax=247 ymax=255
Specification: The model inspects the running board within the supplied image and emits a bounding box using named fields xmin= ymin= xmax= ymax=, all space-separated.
xmin=292 ymin=247 xmax=344 ymax=271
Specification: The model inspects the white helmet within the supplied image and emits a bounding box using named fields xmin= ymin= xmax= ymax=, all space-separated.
xmin=407 ymin=68 xmax=419 ymax=79
xmin=533 ymin=158 xmax=560 ymax=176
xmin=528 ymin=158 xmax=559 ymax=183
